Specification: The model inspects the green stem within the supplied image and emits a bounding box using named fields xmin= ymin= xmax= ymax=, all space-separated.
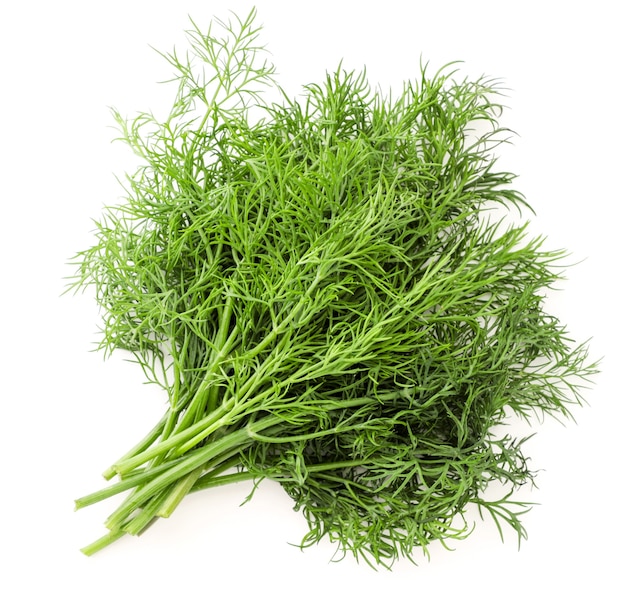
xmin=112 ymin=404 xmax=234 ymax=476
xmin=105 ymin=415 xmax=282 ymax=531
xmin=124 ymin=485 xmax=176 ymax=535
xmin=191 ymin=469 xmax=255 ymax=492
xmin=174 ymin=320 xmax=239 ymax=434
xmin=80 ymin=529 xmax=126 ymax=557
xmin=157 ymin=466 xmax=205 ymax=518
xmin=76 ymin=456 xmax=183 ymax=510
xmin=102 ymin=412 xmax=169 ymax=480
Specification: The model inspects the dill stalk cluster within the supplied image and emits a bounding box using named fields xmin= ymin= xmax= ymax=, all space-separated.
xmin=70 ymin=9 xmax=595 ymax=566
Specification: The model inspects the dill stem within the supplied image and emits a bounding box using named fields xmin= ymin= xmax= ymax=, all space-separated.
xmin=80 ymin=529 xmax=126 ymax=557
xmin=204 ymin=295 xmax=235 ymax=415
xmin=76 ymin=457 xmax=183 ymax=510
xmin=112 ymin=405 xmax=235 ymax=476
xmin=174 ymin=322 xmax=240 ymax=435
xmin=157 ymin=466 xmax=205 ymax=518
xmin=191 ymin=459 xmax=370 ymax=492
xmin=102 ymin=412 xmax=169 ymax=480
xmin=123 ymin=485 xmax=175 ymax=535
xmin=104 ymin=414 xmax=284 ymax=531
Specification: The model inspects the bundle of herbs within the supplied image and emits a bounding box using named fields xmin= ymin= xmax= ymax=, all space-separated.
xmin=69 ymin=9 xmax=596 ymax=566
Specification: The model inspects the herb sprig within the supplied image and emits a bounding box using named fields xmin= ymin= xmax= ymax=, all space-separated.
xmin=69 ymin=8 xmax=596 ymax=567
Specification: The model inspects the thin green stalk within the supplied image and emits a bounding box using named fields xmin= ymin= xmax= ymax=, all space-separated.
xmin=111 ymin=405 xmax=234 ymax=476
xmin=104 ymin=415 xmax=283 ymax=531
xmin=123 ymin=485 xmax=178 ymax=536
xmin=80 ymin=529 xmax=126 ymax=557
xmin=102 ymin=412 xmax=169 ymax=480
xmin=76 ymin=456 xmax=184 ymax=510
xmin=157 ymin=466 xmax=205 ymax=518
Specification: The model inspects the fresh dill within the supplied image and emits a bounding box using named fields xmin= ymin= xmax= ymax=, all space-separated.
xmin=69 ymin=8 xmax=597 ymax=567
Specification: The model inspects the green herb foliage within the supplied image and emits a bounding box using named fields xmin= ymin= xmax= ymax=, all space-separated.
xmin=70 ymin=9 xmax=596 ymax=567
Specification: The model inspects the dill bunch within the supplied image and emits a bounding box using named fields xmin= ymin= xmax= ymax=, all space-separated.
xmin=69 ymin=9 xmax=596 ymax=567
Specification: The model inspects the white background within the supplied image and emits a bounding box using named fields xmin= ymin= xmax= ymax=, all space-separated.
xmin=1 ymin=1 xmax=623 ymax=590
